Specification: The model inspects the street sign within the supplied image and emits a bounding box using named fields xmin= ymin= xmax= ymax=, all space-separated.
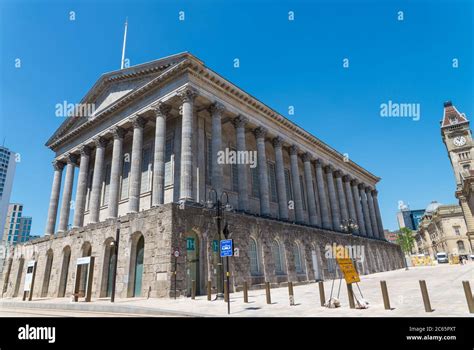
xmin=336 ymin=258 xmax=360 ymax=284
xmin=186 ymin=237 xmax=195 ymax=251
xmin=212 ymin=240 xmax=219 ymax=252
xmin=173 ymin=249 xmax=180 ymax=258
xmin=220 ymin=239 xmax=233 ymax=257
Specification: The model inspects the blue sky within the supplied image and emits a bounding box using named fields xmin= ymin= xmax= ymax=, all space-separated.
xmin=0 ymin=0 xmax=472 ymax=235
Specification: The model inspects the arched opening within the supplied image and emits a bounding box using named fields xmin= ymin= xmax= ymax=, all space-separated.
xmin=79 ymin=242 xmax=92 ymax=296
xmin=249 ymin=237 xmax=260 ymax=276
xmin=185 ymin=231 xmax=200 ymax=296
xmin=272 ymin=240 xmax=285 ymax=275
xmin=293 ymin=242 xmax=304 ymax=275
xmin=13 ymin=257 xmax=25 ymax=297
xmin=41 ymin=249 xmax=54 ymax=297
xmin=100 ymin=238 xmax=116 ymax=298
xmin=58 ymin=246 xmax=71 ymax=297
xmin=457 ymin=240 xmax=466 ymax=254
xmin=2 ymin=258 xmax=13 ymax=296
xmin=311 ymin=244 xmax=323 ymax=281
xmin=128 ymin=234 xmax=144 ymax=297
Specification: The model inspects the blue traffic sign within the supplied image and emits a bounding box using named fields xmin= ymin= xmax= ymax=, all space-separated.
xmin=220 ymin=239 xmax=233 ymax=257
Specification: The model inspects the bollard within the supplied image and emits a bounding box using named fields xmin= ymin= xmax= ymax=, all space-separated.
xmin=462 ymin=281 xmax=474 ymax=314
xmin=347 ymin=283 xmax=355 ymax=309
xmin=288 ymin=281 xmax=295 ymax=306
xmin=380 ymin=280 xmax=391 ymax=310
xmin=243 ymin=281 xmax=249 ymax=303
xmin=191 ymin=280 xmax=196 ymax=300
xmin=318 ymin=281 xmax=325 ymax=307
xmin=265 ymin=282 xmax=272 ymax=304
xmin=207 ymin=280 xmax=212 ymax=301
xmin=419 ymin=280 xmax=433 ymax=312
xmin=224 ymin=281 xmax=229 ymax=302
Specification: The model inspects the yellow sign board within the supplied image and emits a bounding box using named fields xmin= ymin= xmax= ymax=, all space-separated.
xmin=336 ymin=258 xmax=360 ymax=284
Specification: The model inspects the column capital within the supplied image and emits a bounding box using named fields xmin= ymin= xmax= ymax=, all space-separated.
xmin=272 ymin=136 xmax=284 ymax=148
xmin=130 ymin=115 xmax=147 ymax=129
xmin=177 ymin=86 xmax=198 ymax=103
xmin=254 ymin=126 xmax=267 ymax=139
xmin=152 ymin=102 xmax=172 ymax=119
xmin=333 ymin=170 xmax=342 ymax=178
xmin=112 ymin=126 xmax=126 ymax=140
xmin=65 ymin=153 xmax=78 ymax=165
xmin=302 ymin=152 xmax=312 ymax=163
xmin=233 ymin=114 xmax=248 ymax=129
xmin=315 ymin=158 xmax=325 ymax=167
xmin=342 ymin=174 xmax=351 ymax=182
xmin=93 ymin=136 xmax=108 ymax=148
xmin=365 ymin=185 xmax=373 ymax=193
xmin=79 ymin=145 xmax=91 ymax=157
xmin=358 ymin=182 xmax=365 ymax=190
xmin=350 ymin=178 xmax=359 ymax=186
xmin=52 ymin=160 xmax=65 ymax=171
xmin=324 ymin=164 xmax=334 ymax=173
xmin=209 ymin=102 xmax=226 ymax=116
xmin=372 ymin=189 xmax=379 ymax=197
xmin=289 ymin=144 xmax=299 ymax=156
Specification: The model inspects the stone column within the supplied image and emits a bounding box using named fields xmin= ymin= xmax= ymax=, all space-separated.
xmin=45 ymin=160 xmax=64 ymax=235
xmin=234 ymin=115 xmax=249 ymax=212
xmin=343 ymin=176 xmax=357 ymax=222
xmin=151 ymin=103 xmax=171 ymax=207
xmin=325 ymin=165 xmax=340 ymax=230
xmin=89 ymin=137 xmax=107 ymax=223
xmin=58 ymin=154 xmax=77 ymax=232
xmin=178 ymin=87 xmax=197 ymax=202
xmin=366 ymin=187 xmax=380 ymax=238
xmin=315 ymin=159 xmax=331 ymax=229
xmin=359 ymin=183 xmax=373 ymax=237
xmin=290 ymin=145 xmax=304 ymax=223
xmin=302 ymin=153 xmax=318 ymax=226
xmin=73 ymin=145 xmax=91 ymax=228
xmin=335 ymin=171 xmax=349 ymax=223
xmin=372 ymin=190 xmax=385 ymax=239
xmin=272 ymin=136 xmax=288 ymax=220
xmin=129 ymin=116 xmax=147 ymax=213
xmin=255 ymin=127 xmax=270 ymax=216
xmin=210 ymin=102 xmax=225 ymax=196
xmin=108 ymin=127 xmax=125 ymax=218
xmin=351 ymin=179 xmax=366 ymax=235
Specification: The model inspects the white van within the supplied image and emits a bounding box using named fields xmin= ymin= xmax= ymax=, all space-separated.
xmin=436 ymin=252 xmax=448 ymax=264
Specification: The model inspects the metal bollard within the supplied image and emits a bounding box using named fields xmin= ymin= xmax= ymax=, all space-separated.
xmin=224 ymin=281 xmax=229 ymax=302
xmin=419 ymin=280 xmax=433 ymax=312
xmin=243 ymin=281 xmax=249 ymax=303
xmin=318 ymin=281 xmax=325 ymax=307
xmin=191 ymin=280 xmax=196 ymax=300
xmin=462 ymin=281 xmax=474 ymax=314
xmin=380 ymin=280 xmax=391 ymax=310
xmin=207 ymin=280 xmax=212 ymax=301
xmin=347 ymin=283 xmax=355 ymax=309
xmin=288 ymin=281 xmax=295 ymax=306
xmin=265 ymin=282 xmax=271 ymax=304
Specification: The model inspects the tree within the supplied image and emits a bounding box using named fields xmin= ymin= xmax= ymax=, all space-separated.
xmin=396 ymin=227 xmax=416 ymax=255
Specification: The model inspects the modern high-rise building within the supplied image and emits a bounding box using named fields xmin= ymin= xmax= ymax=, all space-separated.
xmin=0 ymin=146 xmax=16 ymax=242
xmin=2 ymin=203 xmax=32 ymax=244
xmin=397 ymin=207 xmax=425 ymax=231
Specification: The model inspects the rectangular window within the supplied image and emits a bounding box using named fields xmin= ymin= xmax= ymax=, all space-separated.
xmin=300 ymin=175 xmax=307 ymax=210
xmin=285 ymin=169 xmax=292 ymax=201
xmin=454 ymin=226 xmax=461 ymax=236
xmin=140 ymin=146 xmax=152 ymax=193
xmin=102 ymin=163 xmax=111 ymax=205
xmin=268 ymin=162 xmax=277 ymax=202
xmin=120 ymin=157 xmax=131 ymax=200
xmin=251 ymin=167 xmax=260 ymax=198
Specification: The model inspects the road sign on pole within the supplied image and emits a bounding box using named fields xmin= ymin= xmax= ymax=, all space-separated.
xmin=220 ymin=239 xmax=233 ymax=257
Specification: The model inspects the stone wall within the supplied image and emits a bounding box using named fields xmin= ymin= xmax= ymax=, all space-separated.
xmin=0 ymin=204 xmax=404 ymax=300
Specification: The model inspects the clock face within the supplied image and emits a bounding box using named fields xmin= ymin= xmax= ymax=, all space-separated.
xmin=453 ymin=136 xmax=467 ymax=147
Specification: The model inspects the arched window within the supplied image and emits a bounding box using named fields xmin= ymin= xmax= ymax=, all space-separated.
xmin=41 ymin=250 xmax=54 ymax=297
xmin=457 ymin=240 xmax=466 ymax=253
xmin=249 ymin=238 xmax=260 ymax=275
xmin=58 ymin=246 xmax=71 ymax=297
xmin=272 ymin=240 xmax=284 ymax=274
xmin=294 ymin=243 xmax=304 ymax=274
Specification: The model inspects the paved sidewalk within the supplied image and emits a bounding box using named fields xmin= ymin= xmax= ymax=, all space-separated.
xmin=1 ymin=263 xmax=473 ymax=317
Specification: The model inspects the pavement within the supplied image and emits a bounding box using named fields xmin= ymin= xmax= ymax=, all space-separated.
xmin=1 ymin=263 xmax=473 ymax=317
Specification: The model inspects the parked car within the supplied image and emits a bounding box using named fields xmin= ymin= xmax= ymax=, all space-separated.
xmin=436 ymin=252 xmax=449 ymax=264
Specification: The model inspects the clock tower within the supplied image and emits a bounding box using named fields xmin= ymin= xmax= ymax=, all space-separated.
xmin=441 ymin=100 xmax=474 ymax=253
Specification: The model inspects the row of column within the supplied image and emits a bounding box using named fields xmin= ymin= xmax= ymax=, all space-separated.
xmin=208 ymin=102 xmax=385 ymax=239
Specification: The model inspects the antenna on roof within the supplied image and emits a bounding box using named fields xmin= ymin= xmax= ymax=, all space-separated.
xmin=120 ymin=17 xmax=128 ymax=69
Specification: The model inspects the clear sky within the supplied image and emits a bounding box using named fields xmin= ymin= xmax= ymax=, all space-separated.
xmin=0 ymin=0 xmax=472 ymax=236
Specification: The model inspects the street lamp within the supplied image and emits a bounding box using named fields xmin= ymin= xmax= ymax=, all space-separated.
xmin=206 ymin=188 xmax=232 ymax=300
xmin=110 ymin=227 xmax=120 ymax=303
xmin=340 ymin=218 xmax=359 ymax=235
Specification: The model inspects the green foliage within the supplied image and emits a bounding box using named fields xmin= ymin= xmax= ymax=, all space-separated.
xmin=396 ymin=227 xmax=416 ymax=254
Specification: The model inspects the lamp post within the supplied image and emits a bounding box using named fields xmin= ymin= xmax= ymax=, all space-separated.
xmin=110 ymin=227 xmax=120 ymax=303
xmin=206 ymin=188 xmax=232 ymax=300
xmin=340 ymin=218 xmax=359 ymax=235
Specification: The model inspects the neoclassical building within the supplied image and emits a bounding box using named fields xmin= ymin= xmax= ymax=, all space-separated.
xmin=1 ymin=53 xmax=403 ymax=299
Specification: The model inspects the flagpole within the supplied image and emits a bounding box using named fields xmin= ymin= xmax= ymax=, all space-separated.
xmin=121 ymin=18 xmax=128 ymax=69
